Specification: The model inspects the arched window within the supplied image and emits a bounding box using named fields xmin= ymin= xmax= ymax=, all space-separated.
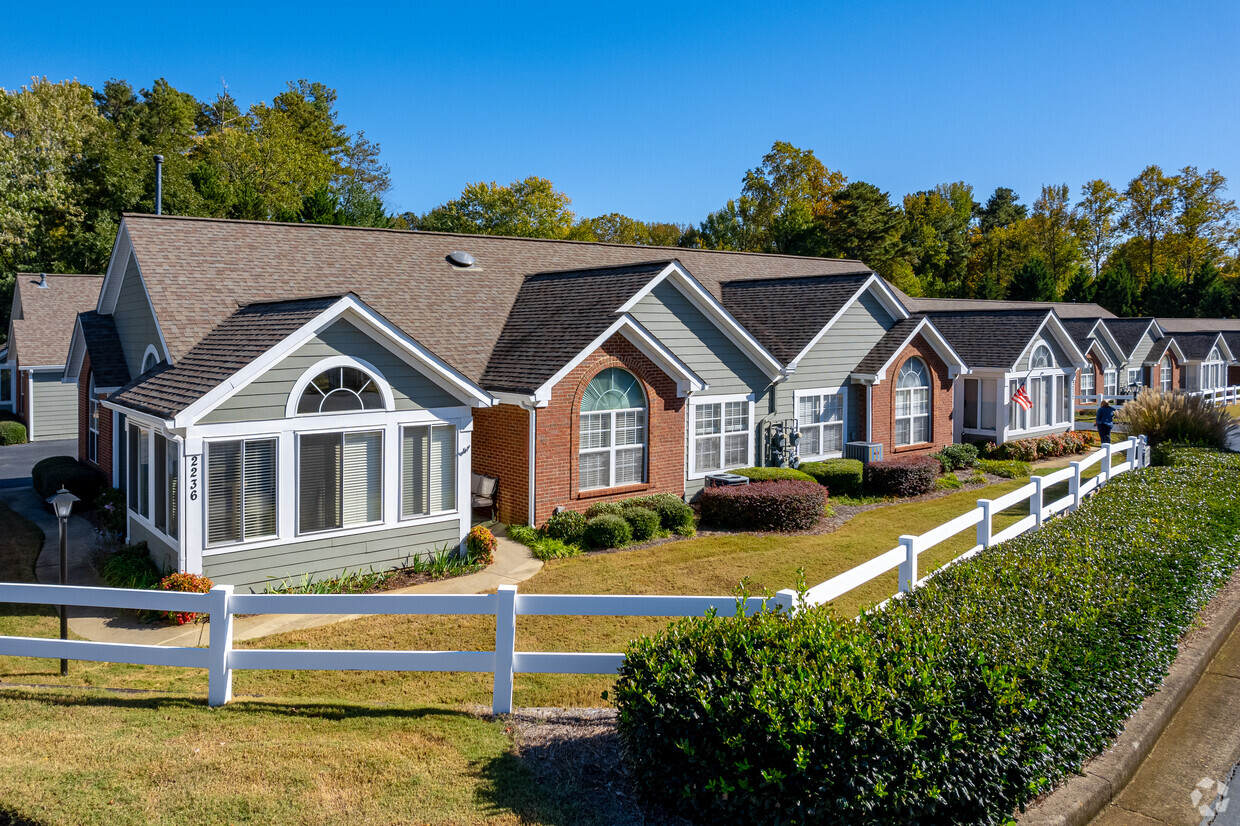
xmin=296 ymin=366 xmax=385 ymax=414
xmin=579 ymin=368 xmax=646 ymax=490
xmin=1160 ymin=354 xmax=1173 ymax=392
xmin=1030 ymin=343 xmax=1054 ymax=369
xmin=141 ymin=345 xmax=160 ymax=374
xmin=895 ymin=358 xmax=930 ymax=446
xmin=1203 ymin=346 xmax=1225 ymax=391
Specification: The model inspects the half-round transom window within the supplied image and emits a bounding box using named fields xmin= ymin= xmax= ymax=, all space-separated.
xmin=580 ymin=368 xmax=645 ymax=412
xmin=1030 ymin=343 xmax=1054 ymax=369
xmin=296 ymin=366 xmax=384 ymax=414
xmin=1208 ymin=346 xmax=1222 ymax=363
xmin=897 ymin=358 xmax=929 ymax=389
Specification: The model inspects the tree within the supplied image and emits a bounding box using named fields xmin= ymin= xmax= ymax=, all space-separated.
xmin=418 ymin=176 xmax=575 ymax=238
xmin=1200 ymin=277 xmax=1237 ymax=318
xmin=1074 ymin=179 xmax=1123 ymax=278
xmin=1028 ymin=183 xmax=1083 ymax=296
xmin=902 ymin=182 xmax=975 ymax=296
xmin=977 ymin=187 xmax=1027 ymax=235
xmin=1170 ymin=166 xmax=1237 ymax=284
xmin=1006 ymin=255 xmax=1057 ymax=302
xmin=1141 ymin=268 xmax=1185 ymax=317
xmin=810 ymin=181 xmax=907 ymax=277
xmin=1121 ymin=165 xmax=1176 ymax=282
xmin=740 ymin=140 xmax=846 ymax=252
xmin=1061 ymin=266 xmax=1096 ymax=304
xmin=1095 ymin=260 xmax=1139 ymax=317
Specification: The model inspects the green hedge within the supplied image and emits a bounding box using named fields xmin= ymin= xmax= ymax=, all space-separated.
xmin=731 ymin=466 xmax=816 ymax=483
xmin=0 ymin=419 xmax=27 ymax=445
xmin=615 ymin=449 xmax=1240 ymax=823
xmin=31 ymin=456 xmax=108 ymax=504
xmin=799 ymin=458 xmax=863 ymax=497
xmin=975 ymin=458 xmax=1032 ymax=479
xmin=583 ymin=513 xmax=631 ymax=549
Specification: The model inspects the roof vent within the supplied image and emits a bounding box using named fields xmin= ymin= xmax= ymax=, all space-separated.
xmin=446 ymin=251 xmax=475 ymax=268
xmin=36 ymin=273 xmax=48 ymax=289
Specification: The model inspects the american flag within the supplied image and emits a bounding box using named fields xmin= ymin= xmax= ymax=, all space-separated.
xmin=1011 ymin=382 xmax=1033 ymax=411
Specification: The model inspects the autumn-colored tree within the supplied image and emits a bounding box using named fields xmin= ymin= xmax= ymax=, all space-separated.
xmin=1028 ymin=183 xmax=1083 ymax=296
xmin=418 ymin=177 xmax=575 ymax=238
xmin=1170 ymin=166 xmax=1237 ymax=284
xmin=1121 ymin=165 xmax=1176 ymax=283
xmin=902 ymin=182 xmax=975 ymax=296
xmin=1074 ymin=179 xmax=1123 ymax=279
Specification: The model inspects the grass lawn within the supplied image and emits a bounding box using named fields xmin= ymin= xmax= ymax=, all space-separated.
xmin=0 ymin=473 xmax=1074 ymax=824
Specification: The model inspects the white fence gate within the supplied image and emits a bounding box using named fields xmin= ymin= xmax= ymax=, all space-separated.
xmin=0 ymin=437 xmax=1148 ymax=714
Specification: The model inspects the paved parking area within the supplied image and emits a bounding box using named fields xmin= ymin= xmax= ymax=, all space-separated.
xmin=0 ymin=439 xmax=76 ymax=488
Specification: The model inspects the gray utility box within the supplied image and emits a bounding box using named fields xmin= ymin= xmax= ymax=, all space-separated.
xmin=705 ymin=472 xmax=750 ymax=487
xmin=844 ymin=441 xmax=883 ymax=464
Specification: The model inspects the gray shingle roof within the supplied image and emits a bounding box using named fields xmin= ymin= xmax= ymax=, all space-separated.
xmin=110 ymin=295 xmax=342 ymax=419
xmin=10 ymin=274 xmax=103 ymax=367
xmin=78 ymin=311 xmax=130 ymax=388
xmin=1059 ymin=318 xmax=1107 ymax=353
xmin=720 ymin=272 xmax=875 ymax=364
xmin=481 ymin=262 xmax=671 ymax=394
xmin=1171 ymin=331 xmax=1227 ymax=361
xmin=1156 ymin=317 xmax=1240 ymax=333
xmin=920 ymin=310 xmax=1052 ymax=369
xmin=853 ymin=317 xmax=925 ymax=376
xmin=119 ymin=214 xmax=871 ymax=388
xmin=893 ymin=291 xmax=1114 ymax=319
xmin=1101 ymin=318 xmax=1157 ymax=359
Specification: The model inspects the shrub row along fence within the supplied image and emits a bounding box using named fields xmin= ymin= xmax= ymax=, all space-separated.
xmin=0 ymin=436 xmax=1148 ymax=715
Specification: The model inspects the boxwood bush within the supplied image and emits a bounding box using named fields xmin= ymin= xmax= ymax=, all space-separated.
xmin=799 ymin=458 xmax=863 ymax=497
xmin=699 ymin=480 xmax=824 ymax=532
xmin=862 ymin=454 xmax=939 ymax=496
xmin=584 ymin=501 xmax=624 ymax=519
xmin=0 ymin=419 xmax=27 ymax=445
xmin=32 ymin=455 xmax=108 ymax=504
xmin=930 ymin=442 xmax=978 ymax=471
xmin=615 ymin=448 xmax=1240 ymax=824
xmin=621 ymin=505 xmax=661 ymax=541
xmin=732 ymin=466 xmax=817 ymax=483
xmin=542 ymin=509 xmax=587 ymax=544
xmin=583 ymin=513 xmax=632 ymax=549
xmin=629 ymin=493 xmax=695 ymax=536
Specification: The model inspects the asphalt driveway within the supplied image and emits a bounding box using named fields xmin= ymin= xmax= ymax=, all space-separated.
xmin=0 ymin=439 xmax=77 ymax=488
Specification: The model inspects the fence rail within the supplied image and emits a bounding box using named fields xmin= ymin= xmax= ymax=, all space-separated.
xmin=1188 ymin=385 xmax=1240 ymax=406
xmin=0 ymin=437 xmax=1149 ymax=714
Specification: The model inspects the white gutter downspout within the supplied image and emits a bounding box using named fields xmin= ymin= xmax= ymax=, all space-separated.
xmin=528 ymin=405 xmax=537 ymax=527
xmin=866 ymin=384 xmax=873 ymax=442
xmin=26 ymin=370 xmax=33 ymax=440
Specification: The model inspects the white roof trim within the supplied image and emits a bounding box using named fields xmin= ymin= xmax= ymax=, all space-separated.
xmin=172 ymin=294 xmax=492 ymax=428
xmin=1085 ymin=319 xmax=1126 ymax=363
xmin=788 ymin=273 xmax=911 ymax=370
xmin=1085 ymin=339 xmax=1117 ymax=369
xmin=851 ymin=317 xmax=970 ymax=383
xmin=531 ymin=314 xmax=707 ymax=403
xmin=98 ymin=221 xmax=133 ymax=315
xmin=615 ymin=260 xmax=783 ymax=378
xmin=1109 ymin=318 xmax=1161 ymax=361
xmin=64 ymin=316 xmax=87 ymax=386
xmin=1011 ymin=312 xmax=1089 ymax=371
xmin=1143 ymin=337 xmax=1187 ymax=366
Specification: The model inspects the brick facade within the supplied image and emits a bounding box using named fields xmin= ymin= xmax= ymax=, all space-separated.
xmin=77 ymin=354 xmax=114 ymax=480
xmin=1153 ymin=351 xmax=1179 ymax=391
xmin=471 ymin=402 xmax=531 ymax=526
xmin=868 ymin=334 xmax=954 ymax=456
xmin=532 ymin=334 xmax=685 ymax=526
xmin=1076 ymin=352 xmax=1105 ymax=405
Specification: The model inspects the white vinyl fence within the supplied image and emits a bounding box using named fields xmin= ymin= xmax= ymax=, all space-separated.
xmin=1189 ymin=385 xmax=1240 ymax=406
xmin=0 ymin=436 xmax=1148 ymax=715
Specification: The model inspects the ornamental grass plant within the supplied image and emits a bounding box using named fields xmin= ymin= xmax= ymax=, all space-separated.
xmin=1117 ymin=387 xmax=1234 ymax=447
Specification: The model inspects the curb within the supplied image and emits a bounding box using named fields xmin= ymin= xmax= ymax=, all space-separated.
xmin=1017 ymin=568 xmax=1240 ymax=825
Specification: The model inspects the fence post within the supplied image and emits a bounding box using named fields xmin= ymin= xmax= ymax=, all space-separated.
xmin=1030 ymin=475 xmax=1045 ymax=527
xmin=1069 ymin=461 xmax=1082 ymax=511
xmin=897 ymin=535 xmax=918 ymax=593
xmin=1127 ymin=436 xmax=1139 ymax=469
xmin=977 ymin=499 xmax=993 ymax=549
xmin=207 ymin=584 xmax=234 ymax=707
xmin=1101 ymin=442 xmax=1113 ymax=482
xmin=774 ymin=589 xmax=798 ymax=614
xmin=492 ymin=584 xmax=518 ymax=716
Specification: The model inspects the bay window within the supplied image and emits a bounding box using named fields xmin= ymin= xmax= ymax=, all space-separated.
xmin=579 ymin=368 xmax=646 ymax=490
xmin=402 ymin=424 xmax=457 ymax=518
xmin=207 ymin=438 xmax=277 ymax=545
xmin=299 ymin=431 xmax=383 ymax=533
xmin=895 ymin=359 xmax=930 ymax=446
xmin=796 ymin=391 xmax=844 ymax=458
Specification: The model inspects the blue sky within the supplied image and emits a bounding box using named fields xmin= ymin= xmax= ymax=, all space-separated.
xmin=5 ymin=1 xmax=1238 ymax=224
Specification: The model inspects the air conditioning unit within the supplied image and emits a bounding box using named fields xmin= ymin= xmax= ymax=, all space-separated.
xmin=705 ymin=473 xmax=750 ymax=488
xmin=844 ymin=441 xmax=883 ymax=464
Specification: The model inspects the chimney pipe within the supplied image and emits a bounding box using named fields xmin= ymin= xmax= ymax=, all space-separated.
xmin=153 ymin=155 xmax=164 ymax=215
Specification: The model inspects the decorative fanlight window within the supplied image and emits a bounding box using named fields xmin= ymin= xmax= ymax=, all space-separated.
xmin=1030 ymin=343 xmax=1054 ymax=369
xmin=296 ymin=366 xmax=385 ymax=414
xmin=579 ymin=368 xmax=646 ymax=490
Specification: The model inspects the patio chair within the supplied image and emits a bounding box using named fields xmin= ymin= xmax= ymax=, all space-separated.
xmin=471 ymin=472 xmax=498 ymax=522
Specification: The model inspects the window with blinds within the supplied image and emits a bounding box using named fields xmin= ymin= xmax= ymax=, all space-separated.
xmin=796 ymin=392 xmax=843 ymax=459
xmin=693 ymin=401 xmax=749 ymax=473
xmin=299 ymin=431 xmax=383 ymax=533
xmin=207 ymin=439 xmax=277 ymax=546
xmin=128 ymin=424 xmax=151 ymax=518
xmin=402 ymin=425 xmax=456 ymax=518
xmin=167 ymin=447 xmax=179 ymax=540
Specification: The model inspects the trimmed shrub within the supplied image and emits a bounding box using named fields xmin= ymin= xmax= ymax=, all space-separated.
xmin=157 ymin=572 xmax=214 ymax=625
xmin=976 ymin=458 xmax=1032 ymax=479
xmin=98 ymin=542 xmax=161 ymax=590
xmin=863 ymin=455 xmax=939 ymax=497
xmin=0 ymin=420 xmax=27 ymax=445
xmin=699 ymin=480 xmax=824 ymax=532
xmin=615 ymin=449 xmax=1240 ymax=823
xmin=731 ymin=466 xmax=817 ymax=483
xmin=584 ymin=501 xmax=624 ymax=519
xmin=799 ymin=458 xmax=863 ymax=497
xmin=542 ymin=509 xmax=587 ymax=544
xmin=621 ymin=506 xmax=661 ymax=541
xmin=466 ymin=525 xmax=497 ymax=565
xmin=583 ymin=514 xmax=632 ymax=549
xmin=31 ymin=456 xmax=108 ymax=504
xmin=629 ymin=493 xmax=695 ymax=535
xmin=979 ymin=431 xmax=1098 ymax=462
xmin=931 ymin=442 xmax=978 ymax=471
xmin=1117 ymin=388 xmax=1233 ymax=448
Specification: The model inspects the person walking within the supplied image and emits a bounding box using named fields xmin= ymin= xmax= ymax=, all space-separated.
xmin=1096 ymin=399 xmax=1116 ymax=444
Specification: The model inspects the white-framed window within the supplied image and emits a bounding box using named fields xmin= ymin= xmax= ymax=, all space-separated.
xmin=578 ymin=368 xmax=646 ymax=491
xmin=1010 ymin=373 xmax=1073 ymax=432
xmin=1030 ymin=343 xmax=1054 ymax=369
xmin=298 ymin=430 xmax=383 ymax=534
xmin=401 ymin=424 xmax=457 ymax=519
xmin=1160 ymin=355 xmax=1173 ymax=392
xmin=895 ymin=359 xmax=931 ymax=446
xmin=141 ymin=344 xmax=160 ymax=375
xmin=1103 ymin=370 xmax=1118 ymax=397
xmin=1080 ymin=370 xmax=1095 ymax=397
xmin=692 ymin=396 xmax=752 ymax=475
xmin=127 ymin=423 xmax=150 ymax=519
xmin=963 ymin=377 xmax=997 ymax=431
xmin=1202 ymin=346 xmax=1225 ymax=391
xmin=296 ymin=365 xmax=385 ymax=414
xmin=87 ymin=376 xmax=99 ymax=464
xmin=795 ymin=390 xmax=845 ymax=458
xmin=1127 ymin=367 xmax=1142 ymax=388
xmin=206 ymin=438 xmax=277 ymax=546
xmin=1060 ymin=374 xmax=1072 ymax=423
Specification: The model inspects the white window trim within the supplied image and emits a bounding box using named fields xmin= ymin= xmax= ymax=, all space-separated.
xmin=894 ymin=359 xmax=932 ymax=447
xmin=141 ymin=344 xmax=161 ymax=374
xmin=1006 ymin=368 xmax=1075 ymax=435
xmin=285 ymin=355 xmax=396 ymax=418
xmin=792 ymin=387 xmax=847 ymax=461
xmin=1127 ymin=367 xmax=1142 ymax=388
xmin=1029 ymin=343 xmax=1055 ymax=369
xmin=1080 ymin=370 xmax=1095 ymax=395
xmin=579 ymin=406 xmax=648 ymax=490
xmin=398 ymin=423 xmax=460 ymax=523
xmin=87 ymin=376 xmax=99 ymax=463
xmin=960 ymin=376 xmax=999 ymax=434
xmin=1160 ymin=356 xmax=1173 ymax=392
xmin=125 ymin=422 xmax=183 ymax=549
xmin=687 ymin=393 xmax=755 ymax=479
xmin=202 ymin=433 xmax=281 ymax=550
xmin=295 ymin=428 xmax=387 ymax=537
xmin=1103 ymin=369 xmax=1118 ymax=397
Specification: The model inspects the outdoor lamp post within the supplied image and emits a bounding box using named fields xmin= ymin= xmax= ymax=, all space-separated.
xmin=46 ymin=486 xmax=79 ymax=677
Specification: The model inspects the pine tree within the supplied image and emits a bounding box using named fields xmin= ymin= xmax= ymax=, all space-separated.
xmin=1006 ymin=256 xmax=1056 ymax=301
xmin=1095 ymin=261 xmax=1139 ymax=317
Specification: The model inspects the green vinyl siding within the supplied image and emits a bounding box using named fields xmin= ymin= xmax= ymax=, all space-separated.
xmin=1126 ymin=328 xmax=1160 ymax=371
xmin=29 ymin=371 xmax=77 ymax=441
xmin=113 ymin=254 xmax=163 ymax=378
xmin=202 ymin=319 xmax=462 ymax=424
xmin=628 ymin=280 xmax=770 ymax=396
xmin=782 ymin=290 xmax=895 ymax=395
xmin=128 ymin=516 xmax=179 ymax=574
xmin=1014 ymin=334 xmax=1073 ymax=372
xmin=202 ymin=518 xmax=462 ymax=591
